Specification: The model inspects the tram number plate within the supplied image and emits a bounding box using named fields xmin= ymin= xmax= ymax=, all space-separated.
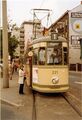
xmin=52 ymin=70 xmax=58 ymax=74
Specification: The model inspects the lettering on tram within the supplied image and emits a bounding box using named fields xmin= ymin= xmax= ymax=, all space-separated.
xmin=52 ymin=70 xmax=58 ymax=74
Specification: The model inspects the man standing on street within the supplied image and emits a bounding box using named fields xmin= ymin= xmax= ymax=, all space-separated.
xmin=18 ymin=65 xmax=24 ymax=94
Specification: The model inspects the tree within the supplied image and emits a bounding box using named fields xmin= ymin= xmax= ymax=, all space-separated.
xmin=8 ymin=22 xmax=19 ymax=60
xmin=8 ymin=35 xmax=19 ymax=60
xmin=1 ymin=22 xmax=19 ymax=61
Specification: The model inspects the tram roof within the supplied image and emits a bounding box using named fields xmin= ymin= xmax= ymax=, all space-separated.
xmin=31 ymin=36 xmax=67 ymax=45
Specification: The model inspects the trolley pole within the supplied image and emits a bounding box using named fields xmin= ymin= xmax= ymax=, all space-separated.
xmin=2 ymin=0 xmax=9 ymax=88
xmin=29 ymin=57 xmax=32 ymax=88
xmin=32 ymin=8 xmax=52 ymax=39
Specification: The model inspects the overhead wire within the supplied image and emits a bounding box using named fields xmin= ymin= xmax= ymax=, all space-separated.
xmin=39 ymin=0 xmax=46 ymax=9
xmin=39 ymin=0 xmax=53 ymax=27
xmin=30 ymin=0 xmax=54 ymax=28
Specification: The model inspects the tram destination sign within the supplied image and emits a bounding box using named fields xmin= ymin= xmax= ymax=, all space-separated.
xmin=71 ymin=12 xmax=82 ymax=18
xmin=48 ymin=42 xmax=59 ymax=47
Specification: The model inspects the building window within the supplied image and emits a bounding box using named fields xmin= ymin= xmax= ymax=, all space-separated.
xmin=71 ymin=36 xmax=80 ymax=46
xmin=20 ymin=51 xmax=24 ymax=54
xmin=20 ymin=46 xmax=24 ymax=49
xmin=20 ymin=41 xmax=24 ymax=45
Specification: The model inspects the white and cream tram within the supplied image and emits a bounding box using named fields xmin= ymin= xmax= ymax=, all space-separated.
xmin=25 ymin=33 xmax=69 ymax=93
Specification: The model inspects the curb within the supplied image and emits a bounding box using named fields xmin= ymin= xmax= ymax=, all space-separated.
xmin=69 ymin=71 xmax=82 ymax=75
xmin=0 ymin=98 xmax=24 ymax=108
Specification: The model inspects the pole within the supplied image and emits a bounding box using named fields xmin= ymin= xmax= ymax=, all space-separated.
xmin=29 ymin=57 xmax=32 ymax=88
xmin=2 ymin=0 xmax=9 ymax=88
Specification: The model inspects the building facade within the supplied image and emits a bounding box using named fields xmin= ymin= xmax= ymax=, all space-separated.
xmin=48 ymin=2 xmax=82 ymax=71
xmin=48 ymin=11 xmax=69 ymax=40
xmin=69 ymin=2 xmax=82 ymax=71
xmin=20 ymin=20 xmax=43 ymax=57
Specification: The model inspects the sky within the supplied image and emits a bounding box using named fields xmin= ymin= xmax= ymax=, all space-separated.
xmin=0 ymin=0 xmax=81 ymax=28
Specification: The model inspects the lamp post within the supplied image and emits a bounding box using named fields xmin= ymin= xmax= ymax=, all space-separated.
xmin=2 ymin=0 xmax=9 ymax=88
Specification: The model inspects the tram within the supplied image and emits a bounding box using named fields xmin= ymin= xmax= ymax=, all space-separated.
xmin=25 ymin=33 xmax=69 ymax=93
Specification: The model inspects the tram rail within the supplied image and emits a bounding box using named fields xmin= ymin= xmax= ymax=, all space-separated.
xmin=32 ymin=92 xmax=82 ymax=120
xmin=32 ymin=90 xmax=37 ymax=120
xmin=61 ymin=93 xmax=82 ymax=117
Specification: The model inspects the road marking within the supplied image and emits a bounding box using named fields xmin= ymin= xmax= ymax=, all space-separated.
xmin=75 ymin=82 xmax=82 ymax=84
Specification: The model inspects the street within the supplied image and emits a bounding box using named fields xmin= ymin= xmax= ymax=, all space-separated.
xmin=0 ymin=72 xmax=82 ymax=120
xmin=32 ymin=92 xmax=81 ymax=120
xmin=1 ymin=92 xmax=81 ymax=120
xmin=69 ymin=72 xmax=82 ymax=102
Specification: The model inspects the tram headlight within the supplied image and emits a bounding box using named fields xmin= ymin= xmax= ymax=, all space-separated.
xmin=52 ymin=76 xmax=59 ymax=84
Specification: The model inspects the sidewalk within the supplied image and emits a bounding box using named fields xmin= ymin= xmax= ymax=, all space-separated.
xmin=0 ymin=73 xmax=33 ymax=107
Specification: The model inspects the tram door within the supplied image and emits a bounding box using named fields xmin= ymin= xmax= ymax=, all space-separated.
xmin=27 ymin=57 xmax=32 ymax=87
xmin=28 ymin=51 xmax=33 ymax=88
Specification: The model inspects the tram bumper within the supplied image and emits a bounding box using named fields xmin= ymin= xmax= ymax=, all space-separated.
xmin=32 ymin=83 xmax=69 ymax=93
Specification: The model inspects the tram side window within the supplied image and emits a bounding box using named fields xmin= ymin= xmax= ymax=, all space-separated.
xmin=63 ymin=47 xmax=68 ymax=65
xmin=39 ymin=47 xmax=45 ymax=65
xmin=33 ymin=49 xmax=38 ymax=65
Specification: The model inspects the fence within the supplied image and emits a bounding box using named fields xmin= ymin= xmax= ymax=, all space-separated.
xmin=70 ymin=63 xmax=82 ymax=71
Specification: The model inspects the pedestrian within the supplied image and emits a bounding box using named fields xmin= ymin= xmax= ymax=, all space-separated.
xmin=50 ymin=49 xmax=59 ymax=64
xmin=18 ymin=65 xmax=24 ymax=94
xmin=12 ymin=60 xmax=15 ymax=74
xmin=23 ymin=66 xmax=26 ymax=82
xmin=39 ymin=48 xmax=45 ymax=65
xmin=9 ymin=61 xmax=13 ymax=80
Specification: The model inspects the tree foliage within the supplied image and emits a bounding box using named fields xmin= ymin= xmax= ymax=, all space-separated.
xmin=1 ymin=22 xmax=19 ymax=61
xmin=8 ymin=35 xmax=19 ymax=59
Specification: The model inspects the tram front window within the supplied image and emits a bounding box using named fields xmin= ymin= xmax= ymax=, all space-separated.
xmin=63 ymin=47 xmax=68 ymax=65
xmin=33 ymin=49 xmax=38 ymax=65
xmin=39 ymin=47 xmax=45 ymax=65
xmin=47 ymin=43 xmax=62 ymax=65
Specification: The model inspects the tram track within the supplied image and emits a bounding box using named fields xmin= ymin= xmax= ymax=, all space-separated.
xmin=32 ymin=90 xmax=37 ymax=120
xmin=32 ymin=91 xmax=82 ymax=120
xmin=61 ymin=93 xmax=82 ymax=117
